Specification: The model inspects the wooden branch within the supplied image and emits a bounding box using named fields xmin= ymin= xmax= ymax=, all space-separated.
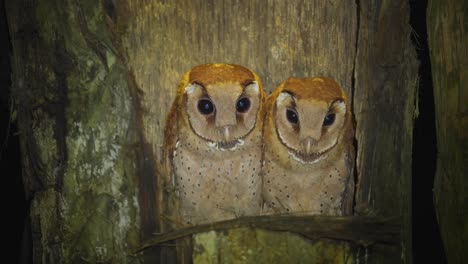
xmin=136 ymin=215 xmax=400 ymax=253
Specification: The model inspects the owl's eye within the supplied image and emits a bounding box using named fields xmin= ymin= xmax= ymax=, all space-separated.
xmin=197 ymin=99 xmax=214 ymax=115
xmin=286 ymin=109 xmax=298 ymax=124
xmin=323 ymin=113 xmax=335 ymax=126
xmin=236 ymin=97 xmax=251 ymax=113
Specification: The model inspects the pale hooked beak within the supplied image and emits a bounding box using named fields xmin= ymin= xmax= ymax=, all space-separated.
xmin=223 ymin=126 xmax=232 ymax=142
xmin=302 ymin=137 xmax=317 ymax=155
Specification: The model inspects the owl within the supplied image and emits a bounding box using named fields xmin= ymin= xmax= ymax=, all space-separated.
xmin=262 ymin=77 xmax=355 ymax=216
xmin=164 ymin=64 xmax=266 ymax=226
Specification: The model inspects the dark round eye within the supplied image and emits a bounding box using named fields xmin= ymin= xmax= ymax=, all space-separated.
xmin=323 ymin=113 xmax=336 ymax=126
xmin=197 ymin=99 xmax=214 ymax=115
xmin=236 ymin=97 xmax=251 ymax=113
xmin=286 ymin=109 xmax=298 ymax=124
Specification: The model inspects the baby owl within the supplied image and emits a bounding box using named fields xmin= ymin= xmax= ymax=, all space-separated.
xmin=164 ymin=64 xmax=265 ymax=226
xmin=262 ymin=77 xmax=355 ymax=216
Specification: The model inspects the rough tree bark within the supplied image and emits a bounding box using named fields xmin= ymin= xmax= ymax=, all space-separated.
xmin=7 ymin=1 xmax=142 ymax=262
xmin=427 ymin=1 xmax=468 ymax=263
xmin=7 ymin=0 xmax=417 ymax=263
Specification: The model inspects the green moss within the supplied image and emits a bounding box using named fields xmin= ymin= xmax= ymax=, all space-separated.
xmin=31 ymin=0 xmax=142 ymax=262
xmin=62 ymin=62 xmax=139 ymax=262
xmin=31 ymin=112 xmax=58 ymax=186
xmin=193 ymin=231 xmax=219 ymax=263
xmin=193 ymin=228 xmax=357 ymax=264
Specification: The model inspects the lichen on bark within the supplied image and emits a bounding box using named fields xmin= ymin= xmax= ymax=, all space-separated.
xmin=8 ymin=0 xmax=143 ymax=262
xmin=193 ymin=228 xmax=356 ymax=264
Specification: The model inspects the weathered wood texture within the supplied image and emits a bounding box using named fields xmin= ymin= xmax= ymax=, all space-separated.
xmin=353 ymin=1 xmax=418 ymax=263
xmin=427 ymin=1 xmax=468 ymax=263
xmin=7 ymin=0 xmax=142 ymax=262
xmin=117 ymin=0 xmax=357 ymax=155
xmin=7 ymin=0 xmax=417 ymax=263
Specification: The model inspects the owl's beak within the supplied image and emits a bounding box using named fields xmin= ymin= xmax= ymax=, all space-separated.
xmin=302 ymin=137 xmax=317 ymax=155
xmin=222 ymin=126 xmax=232 ymax=142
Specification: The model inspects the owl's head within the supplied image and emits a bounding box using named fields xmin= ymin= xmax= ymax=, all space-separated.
xmin=266 ymin=77 xmax=350 ymax=164
xmin=176 ymin=64 xmax=265 ymax=150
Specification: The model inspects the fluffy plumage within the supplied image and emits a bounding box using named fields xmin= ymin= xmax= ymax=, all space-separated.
xmin=262 ymin=77 xmax=355 ymax=216
xmin=164 ymin=64 xmax=266 ymax=226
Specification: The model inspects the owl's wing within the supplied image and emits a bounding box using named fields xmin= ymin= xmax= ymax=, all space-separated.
xmin=341 ymin=115 xmax=356 ymax=216
xmin=163 ymin=99 xmax=179 ymax=187
xmin=160 ymin=99 xmax=181 ymax=231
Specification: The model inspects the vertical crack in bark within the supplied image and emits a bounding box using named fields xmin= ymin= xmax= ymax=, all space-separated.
xmin=44 ymin=36 xmax=72 ymax=262
xmin=351 ymin=0 xmax=360 ymax=108
xmin=106 ymin=13 xmax=170 ymax=261
xmin=127 ymin=69 xmax=166 ymax=262
xmin=52 ymin=39 xmax=71 ymax=195
xmin=351 ymin=0 xmax=361 ymax=214
xmin=409 ymin=0 xmax=446 ymax=262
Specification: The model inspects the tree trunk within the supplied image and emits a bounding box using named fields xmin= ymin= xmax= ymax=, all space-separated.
xmin=427 ymin=1 xmax=468 ymax=263
xmin=7 ymin=0 xmax=143 ymax=262
xmin=7 ymin=0 xmax=417 ymax=263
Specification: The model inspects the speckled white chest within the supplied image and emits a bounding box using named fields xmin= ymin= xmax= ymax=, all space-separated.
xmin=262 ymin=149 xmax=349 ymax=215
xmin=172 ymin=131 xmax=262 ymax=225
